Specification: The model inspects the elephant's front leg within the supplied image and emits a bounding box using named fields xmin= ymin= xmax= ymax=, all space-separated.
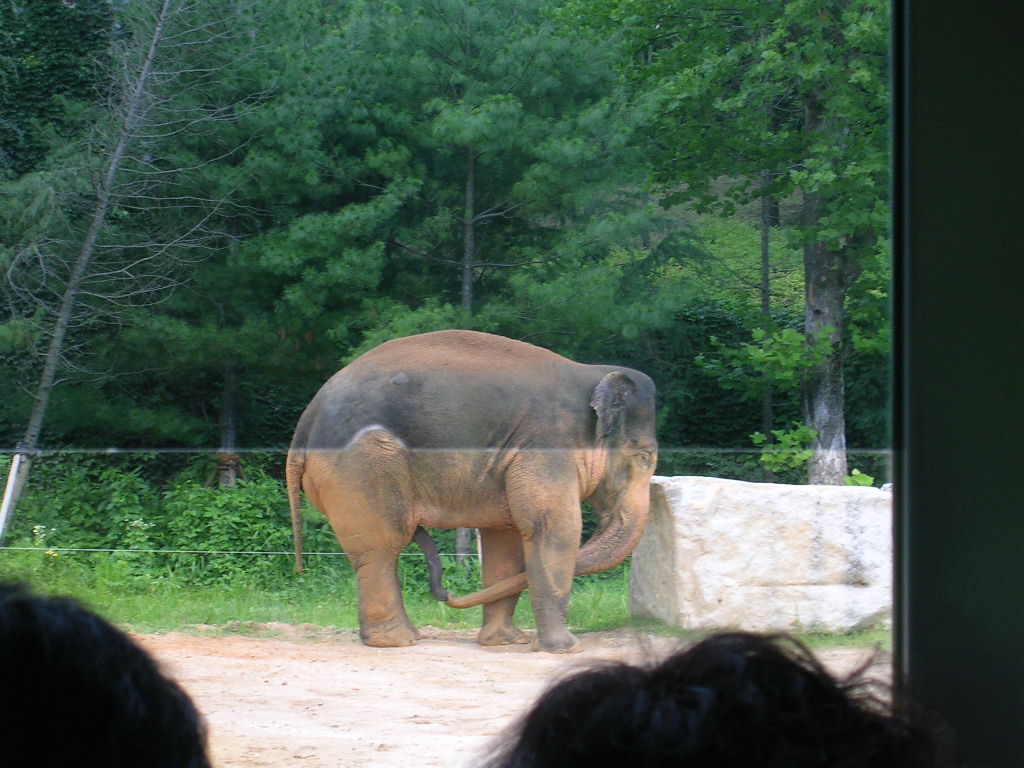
xmin=477 ymin=527 xmax=529 ymax=646
xmin=346 ymin=547 xmax=419 ymax=647
xmin=517 ymin=500 xmax=583 ymax=653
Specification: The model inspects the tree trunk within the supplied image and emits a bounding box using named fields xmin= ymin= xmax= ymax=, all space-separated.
xmin=801 ymin=200 xmax=853 ymax=484
xmin=213 ymin=365 xmax=243 ymax=488
xmin=457 ymin=145 xmax=477 ymax=570
xmin=461 ymin=146 xmax=476 ymax=313
xmin=759 ymin=172 xmax=775 ymax=482
xmin=455 ymin=526 xmax=477 ymax=576
xmin=800 ymin=88 xmax=860 ymax=485
xmin=1 ymin=0 xmax=174 ymax=522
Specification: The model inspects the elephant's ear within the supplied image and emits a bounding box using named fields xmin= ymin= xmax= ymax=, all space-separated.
xmin=591 ymin=372 xmax=632 ymax=440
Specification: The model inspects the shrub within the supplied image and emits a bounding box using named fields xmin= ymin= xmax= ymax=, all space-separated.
xmin=6 ymin=455 xmax=158 ymax=550
xmin=5 ymin=454 xmax=344 ymax=588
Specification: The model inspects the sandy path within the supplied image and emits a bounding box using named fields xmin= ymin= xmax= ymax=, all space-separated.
xmin=136 ymin=626 xmax=880 ymax=768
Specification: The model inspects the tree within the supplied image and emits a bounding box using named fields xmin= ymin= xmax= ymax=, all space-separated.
xmin=577 ymin=0 xmax=891 ymax=483
xmin=314 ymin=0 xmax=666 ymax=562
xmin=0 ymin=0 xmax=261 ymax=527
xmin=320 ymin=0 xmax=657 ymax=322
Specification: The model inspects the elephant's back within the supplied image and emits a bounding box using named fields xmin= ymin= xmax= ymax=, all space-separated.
xmin=294 ymin=331 xmax=592 ymax=451
xmin=350 ymin=330 xmax=571 ymax=373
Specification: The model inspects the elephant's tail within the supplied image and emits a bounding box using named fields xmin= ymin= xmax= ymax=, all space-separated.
xmin=286 ymin=448 xmax=305 ymax=574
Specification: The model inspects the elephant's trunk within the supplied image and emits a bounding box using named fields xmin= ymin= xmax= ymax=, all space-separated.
xmin=444 ymin=573 xmax=528 ymax=609
xmin=444 ymin=483 xmax=652 ymax=609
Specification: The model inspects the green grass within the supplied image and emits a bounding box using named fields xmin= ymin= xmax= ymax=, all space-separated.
xmin=0 ymin=549 xmax=889 ymax=651
xmin=0 ymin=548 xmax=484 ymax=633
xmin=794 ymin=626 xmax=892 ymax=652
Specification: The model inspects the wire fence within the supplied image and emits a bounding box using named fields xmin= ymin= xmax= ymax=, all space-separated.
xmin=0 ymin=546 xmax=476 ymax=558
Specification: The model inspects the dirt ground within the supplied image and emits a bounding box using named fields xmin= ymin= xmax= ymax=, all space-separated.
xmin=135 ymin=625 xmax=884 ymax=768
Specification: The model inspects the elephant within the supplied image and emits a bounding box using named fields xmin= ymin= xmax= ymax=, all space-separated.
xmin=286 ymin=330 xmax=658 ymax=652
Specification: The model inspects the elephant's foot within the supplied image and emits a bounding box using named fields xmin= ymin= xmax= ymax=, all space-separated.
xmin=477 ymin=622 xmax=530 ymax=647
xmin=360 ymin=619 xmax=419 ymax=648
xmin=533 ymin=629 xmax=582 ymax=654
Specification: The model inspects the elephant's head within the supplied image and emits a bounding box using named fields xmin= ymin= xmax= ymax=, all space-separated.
xmin=574 ymin=370 xmax=659 ymax=576
xmin=445 ymin=368 xmax=657 ymax=610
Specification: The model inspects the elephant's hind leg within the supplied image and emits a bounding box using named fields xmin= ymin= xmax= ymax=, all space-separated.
xmin=477 ymin=527 xmax=529 ymax=646
xmin=310 ymin=429 xmax=419 ymax=648
xmin=347 ymin=548 xmax=419 ymax=647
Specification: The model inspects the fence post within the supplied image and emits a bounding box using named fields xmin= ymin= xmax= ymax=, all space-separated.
xmin=0 ymin=448 xmax=26 ymax=544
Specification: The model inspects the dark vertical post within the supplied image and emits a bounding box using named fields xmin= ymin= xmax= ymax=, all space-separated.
xmin=893 ymin=2 xmax=1024 ymax=765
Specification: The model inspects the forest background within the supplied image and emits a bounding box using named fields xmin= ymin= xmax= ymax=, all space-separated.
xmin=0 ymin=0 xmax=890 ymax=599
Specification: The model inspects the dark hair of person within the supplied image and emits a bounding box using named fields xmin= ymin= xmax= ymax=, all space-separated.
xmin=482 ymin=632 xmax=950 ymax=768
xmin=0 ymin=581 xmax=210 ymax=768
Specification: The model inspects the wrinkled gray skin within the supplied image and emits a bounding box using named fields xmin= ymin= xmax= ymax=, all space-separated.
xmin=287 ymin=330 xmax=658 ymax=653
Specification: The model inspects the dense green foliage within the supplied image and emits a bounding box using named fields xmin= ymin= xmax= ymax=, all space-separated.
xmin=1 ymin=1 xmax=891 ymax=618
xmin=0 ymin=0 xmax=112 ymax=176
xmin=1 ymin=0 xmax=890 ymax=457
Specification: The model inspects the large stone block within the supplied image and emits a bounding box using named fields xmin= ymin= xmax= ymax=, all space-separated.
xmin=628 ymin=476 xmax=892 ymax=633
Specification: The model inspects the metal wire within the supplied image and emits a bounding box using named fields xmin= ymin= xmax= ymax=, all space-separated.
xmin=0 ymin=546 xmax=477 ymax=557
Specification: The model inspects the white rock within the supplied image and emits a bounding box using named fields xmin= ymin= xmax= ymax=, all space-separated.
xmin=628 ymin=476 xmax=892 ymax=633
